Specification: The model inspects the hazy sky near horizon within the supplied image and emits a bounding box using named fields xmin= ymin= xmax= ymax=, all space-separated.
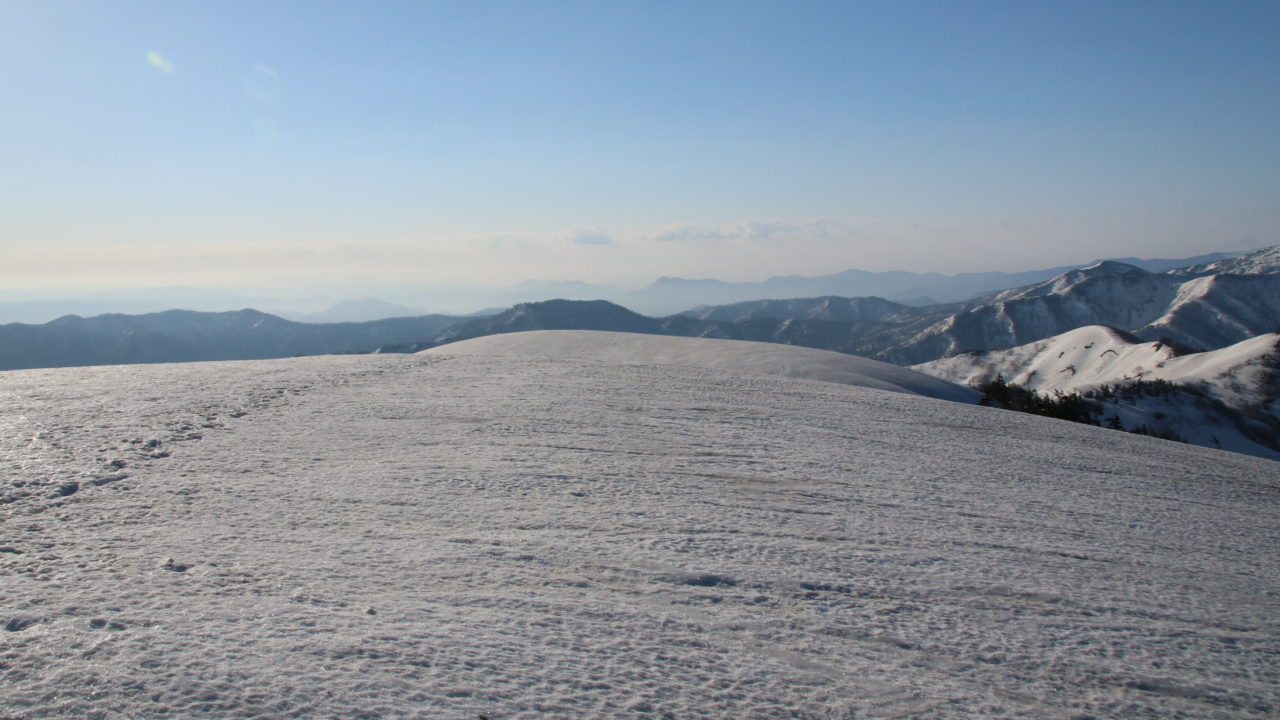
xmin=2 ymin=0 xmax=1278 ymax=293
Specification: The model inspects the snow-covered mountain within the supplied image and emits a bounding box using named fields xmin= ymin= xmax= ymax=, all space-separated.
xmin=880 ymin=246 xmax=1280 ymax=364
xmin=914 ymin=326 xmax=1280 ymax=459
xmin=2 ymin=336 xmax=1276 ymax=718
xmin=1134 ymin=273 xmax=1280 ymax=351
xmin=1171 ymin=245 xmax=1280 ymax=276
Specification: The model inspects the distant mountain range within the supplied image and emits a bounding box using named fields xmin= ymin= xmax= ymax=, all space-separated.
xmin=385 ymin=246 xmax=1279 ymax=363
xmin=616 ymin=250 xmax=1242 ymax=315
xmin=0 ymin=309 xmax=463 ymax=371
xmin=0 ymin=250 xmax=1246 ymax=324
xmin=291 ymin=299 xmax=427 ymax=323
xmin=383 ymin=297 xmax=934 ymax=356
xmin=2 ymin=247 xmax=1275 ymax=378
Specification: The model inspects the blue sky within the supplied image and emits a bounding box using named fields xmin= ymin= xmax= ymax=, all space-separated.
xmin=2 ymin=0 xmax=1277 ymax=293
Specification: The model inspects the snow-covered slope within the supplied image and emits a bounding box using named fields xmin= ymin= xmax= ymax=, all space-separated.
xmin=915 ymin=326 xmax=1278 ymax=405
xmin=425 ymin=330 xmax=979 ymax=403
xmin=1133 ymin=274 xmax=1280 ymax=351
xmin=1150 ymin=333 xmax=1280 ymax=414
xmin=2 ymin=350 xmax=1277 ymax=719
xmin=914 ymin=327 xmax=1280 ymax=459
xmin=915 ymin=325 xmax=1177 ymax=393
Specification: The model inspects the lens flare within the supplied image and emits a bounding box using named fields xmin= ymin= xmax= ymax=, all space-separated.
xmin=145 ymin=51 xmax=175 ymax=74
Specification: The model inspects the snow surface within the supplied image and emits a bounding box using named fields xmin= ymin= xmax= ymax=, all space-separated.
xmin=2 ymin=348 xmax=1278 ymax=719
xmin=424 ymin=330 xmax=980 ymax=404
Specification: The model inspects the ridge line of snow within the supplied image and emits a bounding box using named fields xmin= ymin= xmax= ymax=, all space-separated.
xmin=424 ymin=330 xmax=979 ymax=403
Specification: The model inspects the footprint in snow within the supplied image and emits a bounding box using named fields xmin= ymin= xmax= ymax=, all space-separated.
xmin=3 ymin=617 xmax=40 ymax=632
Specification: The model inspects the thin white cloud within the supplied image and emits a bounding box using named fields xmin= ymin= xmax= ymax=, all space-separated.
xmin=467 ymin=233 xmax=539 ymax=251
xmin=648 ymin=218 xmax=857 ymax=243
xmin=650 ymin=225 xmax=725 ymax=243
xmin=570 ymin=229 xmax=615 ymax=246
